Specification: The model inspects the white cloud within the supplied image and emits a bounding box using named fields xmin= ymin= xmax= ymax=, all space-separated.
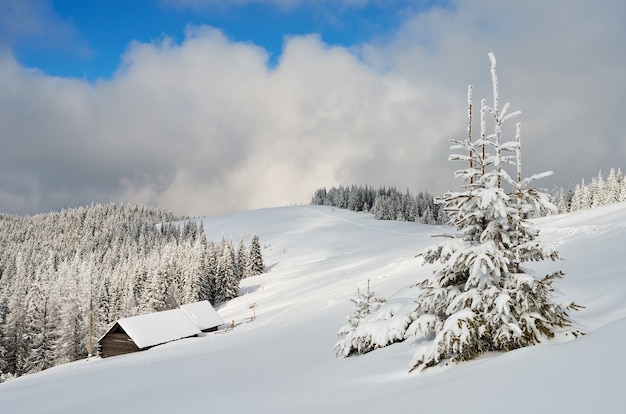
xmin=363 ymin=0 xmax=626 ymax=188
xmin=105 ymin=30 xmax=449 ymax=215
xmin=0 ymin=28 xmax=447 ymax=215
xmin=1 ymin=1 xmax=625 ymax=216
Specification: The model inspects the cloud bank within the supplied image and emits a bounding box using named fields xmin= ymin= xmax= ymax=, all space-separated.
xmin=1 ymin=1 xmax=625 ymax=216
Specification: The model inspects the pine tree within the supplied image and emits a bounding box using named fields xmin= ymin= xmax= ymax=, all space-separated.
xmin=580 ymin=179 xmax=592 ymax=210
xmin=23 ymin=270 xmax=60 ymax=374
xmin=205 ymin=242 xmax=219 ymax=303
xmin=604 ymin=168 xmax=620 ymax=205
xmin=237 ymin=236 xmax=248 ymax=280
xmin=181 ymin=237 xmax=212 ymax=304
xmin=56 ymin=254 xmax=89 ymax=364
xmin=195 ymin=237 xmax=213 ymax=303
xmin=408 ymin=53 xmax=580 ymax=371
xmin=223 ymin=239 xmax=240 ymax=301
xmin=142 ymin=257 xmax=170 ymax=313
xmin=0 ymin=295 xmax=9 ymax=379
xmin=334 ymin=280 xmax=386 ymax=357
xmin=247 ymin=234 xmax=265 ymax=277
xmin=569 ymin=184 xmax=583 ymax=212
xmin=2 ymin=255 xmax=30 ymax=375
xmin=591 ymin=171 xmax=605 ymax=208
xmin=550 ymin=187 xmax=568 ymax=214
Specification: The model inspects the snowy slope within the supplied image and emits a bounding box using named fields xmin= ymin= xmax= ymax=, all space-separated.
xmin=1 ymin=204 xmax=625 ymax=413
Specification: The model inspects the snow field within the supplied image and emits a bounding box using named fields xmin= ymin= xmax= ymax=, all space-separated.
xmin=1 ymin=204 xmax=625 ymax=413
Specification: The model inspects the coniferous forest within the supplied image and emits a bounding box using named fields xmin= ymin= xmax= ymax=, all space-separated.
xmin=311 ymin=185 xmax=448 ymax=224
xmin=0 ymin=204 xmax=265 ymax=381
xmin=550 ymin=168 xmax=626 ymax=214
xmin=313 ymin=167 xmax=626 ymax=226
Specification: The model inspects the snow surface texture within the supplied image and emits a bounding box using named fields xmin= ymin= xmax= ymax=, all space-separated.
xmin=1 ymin=205 xmax=625 ymax=413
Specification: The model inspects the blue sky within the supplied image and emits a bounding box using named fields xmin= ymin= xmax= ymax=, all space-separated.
xmin=4 ymin=0 xmax=443 ymax=80
xmin=0 ymin=0 xmax=624 ymax=216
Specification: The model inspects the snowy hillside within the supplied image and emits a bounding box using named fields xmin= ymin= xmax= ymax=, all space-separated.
xmin=1 ymin=204 xmax=625 ymax=413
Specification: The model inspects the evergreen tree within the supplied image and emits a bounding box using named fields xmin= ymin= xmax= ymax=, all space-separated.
xmin=0 ymin=295 xmax=9 ymax=379
xmin=334 ymin=280 xmax=386 ymax=357
xmin=591 ymin=171 xmax=605 ymax=208
xmin=551 ymin=186 xmax=568 ymax=214
xmin=23 ymin=269 xmax=60 ymax=374
xmin=224 ymin=239 xmax=240 ymax=300
xmin=603 ymin=168 xmax=620 ymax=205
xmin=56 ymin=254 xmax=89 ymax=364
xmin=409 ymin=53 xmax=580 ymax=371
xmin=206 ymin=242 xmax=219 ymax=303
xmin=143 ymin=257 xmax=170 ymax=313
xmin=335 ymin=53 xmax=582 ymax=371
xmin=247 ymin=234 xmax=266 ymax=277
xmin=237 ymin=236 xmax=248 ymax=280
xmin=2 ymin=254 xmax=30 ymax=375
xmin=569 ymin=184 xmax=583 ymax=212
xmin=195 ymin=238 xmax=213 ymax=303
xmin=580 ymin=180 xmax=592 ymax=210
xmin=181 ymin=237 xmax=212 ymax=304
xmin=215 ymin=238 xmax=239 ymax=302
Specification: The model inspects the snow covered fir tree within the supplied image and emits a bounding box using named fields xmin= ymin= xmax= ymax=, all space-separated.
xmin=335 ymin=53 xmax=581 ymax=372
xmin=334 ymin=279 xmax=386 ymax=357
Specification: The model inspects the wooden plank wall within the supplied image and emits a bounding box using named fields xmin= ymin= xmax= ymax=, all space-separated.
xmin=99 ymin=332 xmax=141 ymax=358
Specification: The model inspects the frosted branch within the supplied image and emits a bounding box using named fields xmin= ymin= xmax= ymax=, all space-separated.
xmin=489 ymin=52 xmax=499 ymax=118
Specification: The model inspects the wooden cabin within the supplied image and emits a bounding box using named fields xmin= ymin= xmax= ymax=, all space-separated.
xmin=98 ymin=301 xmax=224 ymax=358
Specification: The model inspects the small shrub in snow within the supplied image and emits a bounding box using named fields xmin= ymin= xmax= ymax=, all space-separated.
xmin=334 ymin=280 xmax=387 ymax=357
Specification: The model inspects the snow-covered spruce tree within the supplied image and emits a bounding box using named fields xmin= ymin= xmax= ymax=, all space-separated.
xmin=237 ymin=236 xmax=248 ymax=280
xmin=334 ymin=279 xmax=387 ymax=357
xmin=408 ymin=53 xmax=581 ymax=371
xmin=247 ymin=234 xmax=266 ymax=277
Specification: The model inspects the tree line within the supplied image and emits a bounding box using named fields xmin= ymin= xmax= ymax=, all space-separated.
xmin=311 ymin=185 xmax=448 ymax=224
xmin=550 ymin=168 xmax=626 ymax=214
xmin=0 ymin=204 xmax=265 ymax=381
xmin=312 ymin=167 xmax=626 ymax=227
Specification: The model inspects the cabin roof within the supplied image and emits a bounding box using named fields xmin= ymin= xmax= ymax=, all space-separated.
xmin=98 ymin=301 xmax=224 ymax=351
xmin=180 ymin=300 xmax=224 ymax=331
xmin=117 ymin=308 xmax=202 ymax=349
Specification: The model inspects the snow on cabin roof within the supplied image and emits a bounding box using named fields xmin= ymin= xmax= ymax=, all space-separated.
xmin=117 ymin=309 xmax=202 ymax=349
xmin=180 ymin=300 xmax=224 ymax=331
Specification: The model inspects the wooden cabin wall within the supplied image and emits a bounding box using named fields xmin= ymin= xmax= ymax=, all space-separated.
xmin=99 ymin=333 xmax=141 ymax=358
